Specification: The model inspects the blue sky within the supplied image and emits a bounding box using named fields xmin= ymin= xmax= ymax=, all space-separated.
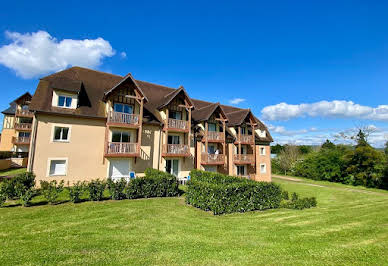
xmin=0 ymin=0 xmax=387 ymax=146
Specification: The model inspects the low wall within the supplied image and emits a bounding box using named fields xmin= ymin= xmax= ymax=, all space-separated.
xmin=0 ymin=159 xmax=11 ymax=170
xmin=10 ymin=157 xmax=28 ymax=168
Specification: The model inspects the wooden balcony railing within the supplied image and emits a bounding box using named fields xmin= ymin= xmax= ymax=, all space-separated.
xmin=107 ymin=111 xmax=140 ymax=126
xmin=234 ymin=154 xmax=255 ymax=164
xmin=12 ymin=137 xmax=30 ymax=145
xmin=201 ymin=153 xmax=225 ymax=165
xmin=16 ymin=109 xmax=33 ymax=117
xmin=167 ymin=119 xmax=189 ymax=131
xmin=106 ymin=142 xmax=139 ymax=155
xmin=207 ymin=131 xmax=224 ymax=142
xmin=14 ymin=123 xmax=32 ymax=131
xmin=239 ymin=134 xmax=254 ymax=144
xmin=162 ymin=144 xmax=190 ymax=156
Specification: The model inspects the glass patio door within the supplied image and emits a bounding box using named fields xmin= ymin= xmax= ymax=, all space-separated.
xmin=166 ymin=159 xmax=179 ymax=176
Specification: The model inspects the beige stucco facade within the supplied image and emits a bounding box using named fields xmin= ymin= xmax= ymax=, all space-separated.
xmin=0 ymin=128 xmax=16 ymax=151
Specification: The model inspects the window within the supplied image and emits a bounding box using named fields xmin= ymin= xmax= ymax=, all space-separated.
xmin=260 ymin=147 xmax=266 ymax=155
xmin=114 ymin=103 xmax=133 ymax=114
xmin=54 ymin=127 xmax=70 ymax=141
xmin=237 ymin=165 xmax=246 ymax=176
xmin=58 ymin=96 xmax=72 ymax=108
xmin=166 ymin=159 xmax=179 ymax=176
xmin=19 ymin=132 xmax=30 ymax=138
xmin=208 ymin=123 xmax=216 ymax=132
xmin=49 ymin=160 xmax=67 ymax=176
xmin=112 ymin=131 xmax=131 ymax=142
xmin=168 ymin=135 xmax=180 ymax=144
xmin=21 ymin=105 xmax=29 ymax=110
xmin=260 ymin=164 xmax=266 ymax=173
xmin=241 ymin=127 xmax=247 ymax=134
xmin=169 ymin=111 xmax=182 ymax=120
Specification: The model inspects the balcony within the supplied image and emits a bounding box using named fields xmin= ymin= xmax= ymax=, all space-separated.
xmin=234 ymin=154 xmax=255 ymax=165
xmin=107 ymin=111 xmax=140 ymax=128
xmin=238 ymin=134 xmax=254 ymax=144
xmin=14 ymin=123 xmax=32 ymax=131
xmin=201 ymin=153 xmax=225 ymax=165
xmin=16 ymin=109 xmax=33 ymax=118
xmin=12 ymin=137 xmax=30 ymax=145
xmin=166 ymin=119 xmax=189 ymax=132
xmin=162 ymin=144 xmax=190 ymax=157
xmin=105 ymin=142 xmax=140 ymax=157
xmin=205 ymin=131 xmax=224 ymax=143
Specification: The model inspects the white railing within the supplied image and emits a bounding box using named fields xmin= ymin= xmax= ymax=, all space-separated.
xmin=163 ymin=144 xmax=190 ymax=155
xmin=240 ymin=134 xmax=254 ymax=143
xmin=14 ymin=123 xmax=32 ymax=130
xmin=167 ymin=119 xmax=189 ymax=130
xmin=207 ymin=131 xmax=224 ymax=141
xmin=108 ymin=111 xmax=140 ymax=125
xmin=106 ymin=142 xmax=139 ymax=155
xmin=234 ymin=154 xmax=255 ymax=164
xmin=12 ymin=137 xmax=30 ymax=144
xmin=16 ymin=110 xmax=33 ymax=117
xmin=201 ymin=153 xmax=225 ymax=164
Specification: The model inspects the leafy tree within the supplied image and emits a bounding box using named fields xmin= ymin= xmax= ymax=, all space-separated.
xmin=384 ymin=141 xmax=388 ymax=156
xmin=321 ymin=139 xmax=335 ymax=150
xmin=277 ymin=145 xmax=300 ymax=175
xmin=271 ymin=144 xmax=284 ymax=155
xmin=299 ymin=145 xmax=313 ymax=154
xmin=344 ymin=136 xmax=385 ymax=188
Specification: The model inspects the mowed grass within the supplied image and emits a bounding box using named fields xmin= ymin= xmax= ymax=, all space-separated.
xmin=0 ymin=167 xmax=26 ymax=176
xmin=0 ymin=177 xmax=387 ymax=265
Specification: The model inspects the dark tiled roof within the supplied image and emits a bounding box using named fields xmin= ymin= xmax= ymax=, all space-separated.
xmin=30 ymin=66 xmax=273 ymax=142
xmin=1 ymin=102 xmax=17 ymax=115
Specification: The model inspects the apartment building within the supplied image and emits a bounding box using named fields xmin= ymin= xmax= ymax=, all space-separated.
xmin=0 ymin=92 xmax=33 ymax=152
xmin=20 ymin=66 xmax=272 ymax=184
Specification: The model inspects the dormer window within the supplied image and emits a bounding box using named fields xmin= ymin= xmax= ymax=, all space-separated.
xmin=169 ymin=110 xmax=182 ymax=120
xmin=208 ymin=123 xmax=216 ymax=132
xmin=58 ymin=96 xmax=72 ymax=108
xmin=114 ymin=103 xmax=133 ymax=114
xmin=52 ymin=90 xmax=78 ymax=109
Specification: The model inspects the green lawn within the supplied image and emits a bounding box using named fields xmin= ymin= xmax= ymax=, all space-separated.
xmin=0 ymin=177 xmax=387 ymax=265
xmin=0 ymin=167 xmax=26 ymax=176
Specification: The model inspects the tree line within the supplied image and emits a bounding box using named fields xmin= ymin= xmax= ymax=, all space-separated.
xmin=272 ymin=130 xmax=388 ymax=190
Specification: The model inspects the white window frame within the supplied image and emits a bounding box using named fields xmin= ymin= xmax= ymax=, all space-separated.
xmin=165 ymin=158 xmax=180 ymax=177
xmin=51 ymin=124 xmax=72 ymax=143
xmin=52 ymin=90 xmax=78 ymax=109
xmin=236 ymin=165 xmax=247 ymax=176
xmin=260 ymin=163 xmax=267 ymax=174
xmin=46 ymin=158 xmax=68 ymax=177
xmin=260 ymin=147 xmax=266 ymax=156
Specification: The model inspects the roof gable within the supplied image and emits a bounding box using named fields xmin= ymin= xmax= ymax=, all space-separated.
xmin=104 ymin=73 xmax=148 ymax=102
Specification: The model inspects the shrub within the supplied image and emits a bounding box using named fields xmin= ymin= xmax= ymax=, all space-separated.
xmin=291 ymin=192 xmax=299 ymax=201
xmin=0 ymin=188 xmax=6 ymax=207
xmin=40 ymin=180 xmax=64 ymax=204
xmin=1 ymin=172 xmax=36 ymax=199
xmin=125 ymin=168 xmax=179 ymax=199
xmin=107 ymin=178 xmax=127 ymax=200
xmin=0 ymin=179 xmax=17 ymax=199
xmin=12 ymin=172 xmax=36 ymax=207
xmin=282 ymin=190 xmax=289 ymax=200
xmin=88 ymin=179 xmax=106 ymax=201
xmin=16 ymin=185 xmax=35 ymax=207
xmin=282 ymin=196 xmax=317 ymax=210
xmin=186 ymin=170 xmax=283 ymax=215
xmin=68 ymin=181 xmax=85 ymax=203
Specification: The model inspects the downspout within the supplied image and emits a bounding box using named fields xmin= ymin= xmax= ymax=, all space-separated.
xmin=158 ymin=126 xmax=162 ymax=171
xmin=27 ymin=113 xmax=38 ymax=172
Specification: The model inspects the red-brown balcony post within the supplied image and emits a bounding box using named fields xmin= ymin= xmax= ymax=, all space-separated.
xmin=205 ymin=121 xmax=208 ymax=155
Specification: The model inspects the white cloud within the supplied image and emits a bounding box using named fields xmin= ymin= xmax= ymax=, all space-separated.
xmin=229 ymin=98 xmax=246 ymax=105
xmin=120 ymin=52 xmax=127 ymax=59
xmin=261 ymin=100 xmax=388 ymax=122
xmin=0 ymin=31 xmax=115 ymax=78
xmin=270 ymin=124 xmax=388 ymax=148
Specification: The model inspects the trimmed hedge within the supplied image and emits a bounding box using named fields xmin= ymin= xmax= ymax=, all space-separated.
xmin=125 ymin=168 xmax=179 ymax=199
xmin=186 ymin=170 xmax=283 ymax=215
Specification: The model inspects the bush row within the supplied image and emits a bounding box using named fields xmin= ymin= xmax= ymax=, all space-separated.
xmin=186 ymin=170 xmax=283 ymax=215
xmin=0 ymin=168 xmax=179 ymax=207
